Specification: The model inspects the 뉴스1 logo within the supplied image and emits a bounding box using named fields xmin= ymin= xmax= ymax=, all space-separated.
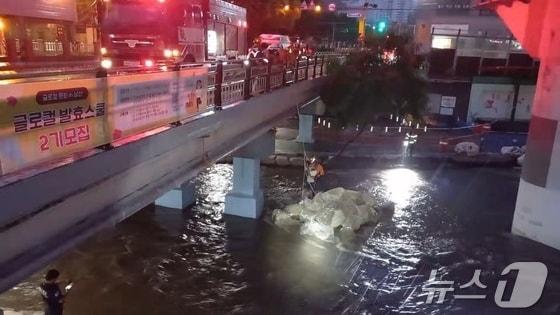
xmin=422 ymin=262 xmax=547 ymax=308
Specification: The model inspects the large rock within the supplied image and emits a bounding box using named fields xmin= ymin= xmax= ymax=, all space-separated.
xmin=272 ymin=187 xmax=381 ymax=241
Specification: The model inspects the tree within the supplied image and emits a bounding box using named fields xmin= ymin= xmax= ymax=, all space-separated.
xmin=319 ymin=34 xmax=427 ymax=161
xmin=321 ymin=34 xmax=427 ymax=127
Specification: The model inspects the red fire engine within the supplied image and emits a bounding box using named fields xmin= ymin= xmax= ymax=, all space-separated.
xmin=99 ymin=0 xmax=247 ymax=68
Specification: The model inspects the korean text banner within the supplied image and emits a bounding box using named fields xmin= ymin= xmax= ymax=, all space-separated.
xmin=108 ymin=67 xmax=208 ymax=141
xmin=0 ymin=79 xmax=109 ymax=175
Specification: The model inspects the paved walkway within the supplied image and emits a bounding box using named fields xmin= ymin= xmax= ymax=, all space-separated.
xmin=274 ymin=127 xmax=451 ymax=159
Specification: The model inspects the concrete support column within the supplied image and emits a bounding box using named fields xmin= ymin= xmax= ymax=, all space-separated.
xmin=511 ymin=0 xmax=560 ymax=250
xmin=224 ymin=157 xmax=264 ymax=219
xmin=224 ymin=130 xmax=275 ymax=219
xmin=155 ymin=181 xmax=196 ymax=209
xmin=513 ymin=62 xmax=560 ymax=250
xmin=296 ymin=114 xmax=314 ymax=144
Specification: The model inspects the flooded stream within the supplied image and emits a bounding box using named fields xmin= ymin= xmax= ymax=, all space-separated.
xmin=1 ymin=160 xmax=559 ymax=314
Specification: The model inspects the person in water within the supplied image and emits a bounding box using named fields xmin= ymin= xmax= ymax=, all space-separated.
xmin=306 ymin=157 xmax=325 ymax=197
xmin=38 ymin=269 xmax=70 ymax=315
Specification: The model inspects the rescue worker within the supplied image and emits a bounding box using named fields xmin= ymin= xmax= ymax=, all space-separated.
xmin=38 ymin=269 xmax=70 ymax=315
xmin=257 ymin=42 xmax=269 ymax=59
xmin=404 ymin=132 xmax=418 ymax=157
xmin=248 ymin=43 xmax=260 ymax=59
xmin=305 ymin=157 xmax=325 ymax=197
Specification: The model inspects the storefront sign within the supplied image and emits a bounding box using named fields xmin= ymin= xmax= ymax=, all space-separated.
xmin=440 ymin=96 xmax=456 ymax=108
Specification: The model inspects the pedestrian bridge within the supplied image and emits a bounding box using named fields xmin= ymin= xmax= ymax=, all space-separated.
xmin=0 ymin=57 xmax=332 ymax=292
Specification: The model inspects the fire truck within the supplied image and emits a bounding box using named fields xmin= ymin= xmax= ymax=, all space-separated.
xmin=99 ymin=0 xmax=247 ymax=68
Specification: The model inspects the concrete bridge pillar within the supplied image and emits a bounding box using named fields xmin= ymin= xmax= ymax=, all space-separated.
xmin=493 ymin=0 xmax=560 ymax=250
xmin=224 ymin=130 xmax=275 ymax=219
xmin=155 ymin=181 xmax=196 ymax=209
xmin=225 ymin=157 xmax=264 ymax=218
xmin=513 ymin=62 xmax=560 ymax=249
xmin=296 ymin=114 xmax=315 ymax=143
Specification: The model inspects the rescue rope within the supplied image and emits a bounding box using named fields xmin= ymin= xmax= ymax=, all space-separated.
xmin=297 ymin=104 xmax=310 ymax=201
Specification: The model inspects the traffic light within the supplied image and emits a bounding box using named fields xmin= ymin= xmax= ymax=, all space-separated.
xmin=376 ymin=21 xmax=387 ymax=33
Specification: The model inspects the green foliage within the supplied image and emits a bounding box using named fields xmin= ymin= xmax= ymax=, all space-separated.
xmin=320 ymin=35 xmax=427 ymax=127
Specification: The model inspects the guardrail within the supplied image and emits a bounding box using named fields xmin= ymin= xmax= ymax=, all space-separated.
xmin=203 ymin=56 xmax=332 ymax=108
xmin=0 ymin=55 xmax=343 ymax=178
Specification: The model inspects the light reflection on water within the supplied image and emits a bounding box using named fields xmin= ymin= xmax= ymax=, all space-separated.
xmin=379 ymin=168 xmax=423 ymax=210
xmin=1 ymin=163 xmax=560 ymax=314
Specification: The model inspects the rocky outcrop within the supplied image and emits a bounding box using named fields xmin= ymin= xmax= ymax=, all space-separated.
xmin=272 ymin=187 xmax=388 ymax=241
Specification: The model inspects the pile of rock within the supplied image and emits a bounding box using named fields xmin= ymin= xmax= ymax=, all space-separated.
xmin=272 ymin=187 xmax=384 ymax=241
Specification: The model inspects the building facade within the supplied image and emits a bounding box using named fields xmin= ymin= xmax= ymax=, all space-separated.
xmin=415 ymin=0 xmax=538 ymax=124
xmin=415 ymin=0 xmax=510 ymax=55
xmin=336 ymin=0 xmax=417 ymax=25
xmin=0 ymin=0 xmax=97 ymax=63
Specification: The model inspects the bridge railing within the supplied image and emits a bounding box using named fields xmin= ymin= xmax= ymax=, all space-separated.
xmin=0 ymin=55 xmax=341 ymax=178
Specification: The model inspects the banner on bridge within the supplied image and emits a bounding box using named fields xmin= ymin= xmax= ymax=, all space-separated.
xmin=0 ymin=67 xmax=209 ymax=176
xmin=0 ymin=78 xmax=108 ymax=175
xmin=108 ymin=67 xmax=208 ymax=140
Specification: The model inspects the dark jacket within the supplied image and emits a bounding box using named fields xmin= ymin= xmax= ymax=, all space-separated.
xmin=39 ymin=282 xmax=64 ymax=315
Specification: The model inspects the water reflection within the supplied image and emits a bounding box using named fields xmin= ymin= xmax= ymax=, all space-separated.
xmin=380 ymin=168 xmax=423 ymax=210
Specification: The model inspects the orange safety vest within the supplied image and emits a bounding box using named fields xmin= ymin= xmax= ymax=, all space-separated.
xmin=315 ymin=163 xmax=325 ymax=177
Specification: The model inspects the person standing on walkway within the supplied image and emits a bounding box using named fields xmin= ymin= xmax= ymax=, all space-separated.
xmin=38 ymin=269 xmax=70 ymax=315
xmin=405 ymin=133 xmax=418 ymax=157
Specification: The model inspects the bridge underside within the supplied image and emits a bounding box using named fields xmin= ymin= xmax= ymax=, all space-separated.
xmin=0 ymin=79 xmax=324 ymax=292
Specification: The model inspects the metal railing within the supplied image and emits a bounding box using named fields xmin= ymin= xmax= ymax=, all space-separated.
xmin=198 ymin=55 xmax=335 ymax=109
xmin=31 ymin=40 xmax=64 ymax=57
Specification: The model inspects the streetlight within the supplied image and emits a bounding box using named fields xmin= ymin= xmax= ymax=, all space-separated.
xmin=282 ymin=4 xmax=290 ymax=12
xmin=314 ymin=5 xmax=322 ymax=13
xmin=0 ymin=18 xmax=5 ymax=31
